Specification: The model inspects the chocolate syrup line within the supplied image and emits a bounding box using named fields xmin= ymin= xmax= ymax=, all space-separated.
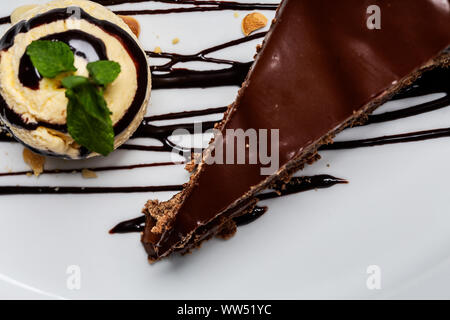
xmin=0 ymin=184 xmax=183 ymax=195
xmin=123 ymin=119 xmax=218 ymax=155
xmin=0 ymin=161 xmax=184 ymax=178
xmin=148 ymin=31 xmax=266 ymax=71
xmin=109 ymin=174 xmax=347 ymax=234
xmin=0 ymin=1 xmax=277 ymax=26
xmin=133 ymin=0 xmax=278 ymax=9
xmin=364 ymin=95 xmax=449 ymax=125
xmin=112 ymin=7 xmax=252 ymax=15
xmin=0 ymin=16 xmax=10 ymax=25
xmin=111 ymin=0 xmax=278 ymax=15
xmin=0 ymin=130 xmax=14 ymax=142
xmin=0 ymin=0 xmax=278 ymax=26
xmin=319 ymin=68 xmax=450 ymax=150
xmin=145 ymin=106 xmax=227 ymax=121
xmin=152 ymin=62 xmax=252 ymax=89
xmin=148 ymin=32 xmax=265 ymax=89
xmin=97 ymin=0 xmax=276 ymax=6
xmin=110 ymin=215 xmax=146 ymax=234
xmin=320 ymin=127 xmax=450 ymax=151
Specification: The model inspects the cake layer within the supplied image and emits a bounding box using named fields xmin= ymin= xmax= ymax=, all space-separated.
xmin=142 ymin=0 xmax=450 ymax=261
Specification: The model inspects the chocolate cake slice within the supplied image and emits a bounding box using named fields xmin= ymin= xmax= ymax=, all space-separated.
xmin=142 ymin=0 xmax=450 ymax=262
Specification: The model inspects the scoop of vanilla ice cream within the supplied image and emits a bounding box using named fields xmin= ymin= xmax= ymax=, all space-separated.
xmin=0 ymin=0 xmax=151 ymax=158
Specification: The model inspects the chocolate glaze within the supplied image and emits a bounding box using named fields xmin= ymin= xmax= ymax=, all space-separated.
xmin=0 ymin=6 xmax=149 ymax=157
xmin=142 ymin=0 xmax=450 ymax=261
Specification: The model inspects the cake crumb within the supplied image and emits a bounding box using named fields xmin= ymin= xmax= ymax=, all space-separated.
xmin=185 ymin=160 xmax=196 ymax=173
xmin=172 ymin=37 xmax=180 ymax=45
xmin=216 ymin=220 xmax=237 ymax=240
xmin=82 ymin=169 xmax=98 ymax=179
xmin=234 ymin=12 xmax=239 ymax=18
xmin=22 ymin=148 xmax=45 ymax=176
xmin=119 ymin=15 xmax=141 ymax=37
xmin=185 ymin=153 xmax=202 ymax=172
xmin=154 ymin=46 xmax=162 ymax=54
xmin=242 ymin=12 xmax=268 ymax=36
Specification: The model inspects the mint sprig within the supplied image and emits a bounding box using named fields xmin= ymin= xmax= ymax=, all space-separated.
xmin=26 ymin=40 xmax=122 ymax=156
xmin=64 ymin=79 xmax=114 ymax=156
xmin=87 ymin=60 xmax=121 ymax=86
xmin=26 ymin=40 xmax=77 ymax=78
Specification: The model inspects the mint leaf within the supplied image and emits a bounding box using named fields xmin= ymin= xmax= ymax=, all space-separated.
xmin=26 ymin=40 xmax=77 ymax=78
xmin=65 ymin=83 xmax=114 ymax=156
xmin=61 ymin=76 xmax=90 ymax=89
xmin=87 ymin=60 xmax=121 ymax=85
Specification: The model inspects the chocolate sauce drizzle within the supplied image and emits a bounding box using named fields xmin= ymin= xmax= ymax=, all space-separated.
xmin=320 ymin=68 xmax=450 ymax=150
xmin=0 ymin=0 xmax=278 ymax=26
xmin=0 ymin=15 xmax=10 ymax=25
xmin=149 ymin=31 xmax=265 ymax=89
xmin=128 ymin=118 xmax=217 ymax=154
xmin=0 ymin=160 xmax=183 ymax=177
xmin=110 ymin=215 xmax=146 ymax=234
xmin=0 ymin=184 xmax=182 ymax=195
xmin=110 ymin=0 xmax=278 ymax=16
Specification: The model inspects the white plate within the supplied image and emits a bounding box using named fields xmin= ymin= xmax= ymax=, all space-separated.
xmin=1 ymin=0 xmax=450 ymax=300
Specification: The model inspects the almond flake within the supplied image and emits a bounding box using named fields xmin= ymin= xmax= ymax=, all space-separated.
xmin=242 ymin=12 xmax=268 ymax=36
xmin=22 ymin=148 xmax=45 ymax=177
